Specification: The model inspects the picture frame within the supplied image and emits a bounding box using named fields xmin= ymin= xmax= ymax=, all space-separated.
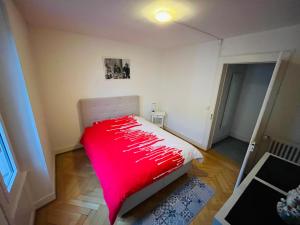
xmin=104 ymin=58 xmax=130 ymax=79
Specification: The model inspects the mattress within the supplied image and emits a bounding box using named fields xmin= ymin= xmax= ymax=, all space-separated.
xmin=135 ymin=116 xmax=203 ymax=165
xmin=80 ymin=115 xmax=203 ymax=224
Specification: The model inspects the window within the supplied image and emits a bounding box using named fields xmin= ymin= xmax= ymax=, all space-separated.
xmin=0 ymin=118 xmax=17 ymax=192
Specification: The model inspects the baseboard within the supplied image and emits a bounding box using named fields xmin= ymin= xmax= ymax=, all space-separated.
xmin=54 ymin=143 xmax=82 ymax=155
xmin=51 ymin=154 xmax=56 ymax=196
xmin=164 ymin=126 xmax=207 ymax=150
xmin=31 ymin=145 xmax=80 ymax=214
xmin=213 ymin=134 xmax=230 ymax=145
xmin=230 ymin=132 xmax=250 ymax=143
xmin=34 ymin=192 xmax=56 ymax=209
xmin=29 ymin=210 xmax=35 ymax=225
xmin=31 ymin=154 xmax=57 ymax=216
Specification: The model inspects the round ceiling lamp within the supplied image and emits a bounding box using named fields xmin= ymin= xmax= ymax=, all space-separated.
xmin=154 ymin=10 xmax=172 ymax=23
xmin=140 ymin=0 xmax=193 ymax=24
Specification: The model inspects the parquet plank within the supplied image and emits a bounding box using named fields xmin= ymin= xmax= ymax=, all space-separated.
xmin=35 ymin=148 xmax=239 ymax=225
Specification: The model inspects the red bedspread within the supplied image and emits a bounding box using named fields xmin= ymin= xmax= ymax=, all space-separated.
xmin=80 ymin=115 xmax=184 ymax=224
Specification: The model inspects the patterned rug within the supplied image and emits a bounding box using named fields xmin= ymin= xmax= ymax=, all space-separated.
xmin=134 ymin=177 xmax=214 ymax=225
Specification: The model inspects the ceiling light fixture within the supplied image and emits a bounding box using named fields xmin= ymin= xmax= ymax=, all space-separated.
xmin=140 ymin=0 xmax=191 ymax=24
xmin=154 ymin=10 xmax=172 ymax=23
xmin=139 ymin=0 xmax=221 ymax=40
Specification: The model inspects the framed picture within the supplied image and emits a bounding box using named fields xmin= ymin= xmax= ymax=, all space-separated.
xmin=104 ymin=58 xmax=130 ymax=79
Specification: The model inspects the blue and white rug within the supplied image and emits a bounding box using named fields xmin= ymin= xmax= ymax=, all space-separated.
xmin=134 ymin=177 xmax=214 ymax=225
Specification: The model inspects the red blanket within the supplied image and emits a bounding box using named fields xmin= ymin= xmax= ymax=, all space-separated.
xmin=80 ymin=115 xmax=184 ymax=224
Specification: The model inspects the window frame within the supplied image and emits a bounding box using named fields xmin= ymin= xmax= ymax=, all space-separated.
xmin=0 ymin=114 xmax=18 ymax=195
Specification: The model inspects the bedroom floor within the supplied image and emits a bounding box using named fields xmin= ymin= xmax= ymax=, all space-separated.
xmin=35 ymin=148 xmax=239 ymax=225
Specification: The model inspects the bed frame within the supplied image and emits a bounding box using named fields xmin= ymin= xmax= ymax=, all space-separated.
xmin=79 ymin=95 xmax=191 ymax=216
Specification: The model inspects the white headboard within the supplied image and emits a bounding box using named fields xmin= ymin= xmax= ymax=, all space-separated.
xmin=79 ymin=95 xmax=140 ymax=129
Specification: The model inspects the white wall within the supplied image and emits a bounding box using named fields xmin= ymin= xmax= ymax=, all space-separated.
xmin=230 ymin=64 xmax=274 ymax=142
xmin=160 ymin=24 xmax=300 ymax=148
xmin=4 ymin=0 xmax=55 ymax=201
xmin=159 ymin=41 xmax=220 ymax=147
xmin=30 ymin=28 xmax=162 ymax=153
xmin=0 ymin=1 xmax=52 ymax=223
xmin=24 ymin=22 xmax=300 ymax=155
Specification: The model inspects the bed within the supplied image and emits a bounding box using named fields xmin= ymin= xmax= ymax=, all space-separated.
xmin=79 ymin=96 xmax=203 ymax=224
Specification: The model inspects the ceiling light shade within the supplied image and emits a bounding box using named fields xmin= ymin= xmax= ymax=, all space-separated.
xmin=155 ymin=10 xmax=172 ymax=23
xmin=140 ymin=0 xmax=193 ymax=24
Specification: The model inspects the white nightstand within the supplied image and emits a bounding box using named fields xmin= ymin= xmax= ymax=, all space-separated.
xmin=151 ymin=112 xmax=166 ymax=128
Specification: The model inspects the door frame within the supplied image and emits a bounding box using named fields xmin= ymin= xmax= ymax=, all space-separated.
xmin=204 ymin=51 xmax=288 ymax=150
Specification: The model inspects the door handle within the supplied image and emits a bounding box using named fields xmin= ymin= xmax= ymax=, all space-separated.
xmin=249 ymin=142 xmax=256 ymax=152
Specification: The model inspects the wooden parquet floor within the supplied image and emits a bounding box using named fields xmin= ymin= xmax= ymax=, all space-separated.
xmin=35 ymin=148 xmax=239 ymax=225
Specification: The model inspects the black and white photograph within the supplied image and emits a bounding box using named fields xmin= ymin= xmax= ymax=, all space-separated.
xmin=104 ymin=58 xmax=130 ymax=79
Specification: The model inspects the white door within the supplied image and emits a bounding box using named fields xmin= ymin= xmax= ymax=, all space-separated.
xmin=235 ymin=51 xmax=290 ymax=188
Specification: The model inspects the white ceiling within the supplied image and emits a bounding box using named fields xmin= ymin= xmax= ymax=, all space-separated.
xmin=13 ymin=0 xmax=300 ymax=49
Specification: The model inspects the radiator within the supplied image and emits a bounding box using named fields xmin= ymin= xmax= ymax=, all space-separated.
xmin=267 ymin=137 xmax=300 ymax=165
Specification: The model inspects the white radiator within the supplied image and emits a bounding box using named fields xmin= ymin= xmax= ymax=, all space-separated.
xmin=267 ymin=137 xmax=300 ymax=165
